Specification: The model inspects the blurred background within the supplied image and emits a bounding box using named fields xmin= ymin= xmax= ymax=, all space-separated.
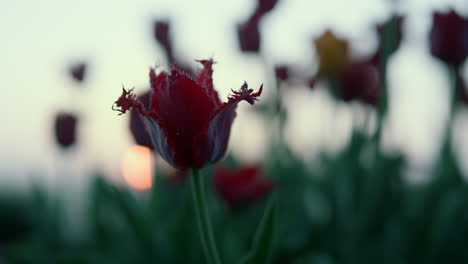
xmin=2 ymin=0 xmax=468 ymax=263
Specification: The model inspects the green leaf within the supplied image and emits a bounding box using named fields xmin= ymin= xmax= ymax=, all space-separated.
xmin=239 ymin=197 xmax=277 ymax=264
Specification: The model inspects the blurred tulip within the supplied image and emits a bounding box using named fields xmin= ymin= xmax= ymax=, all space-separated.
xmin=371 ymin=15 xmax=404 ymax=66
xmin=314 ymin=30 xmax=350 ymax=77
xmin=237 ymin=15 xmax=261 ymax=53
xmin=54 ymin=112 xmax=78 ymax=149
xmin=153 ymin=20 xmax=175 ymax=62
xmin=429 ymin=10 xmax=468 ymax=67
xmin=69 ymin=63 xmax=87 ymax=83
xmin=213 ymin=165 xmax=274 ymax=209
xmin=275 ymin=65 xmax=289 ymax=82
xmin=255 ymin=0 xmax=280 ymax=15
xmin=339 ymin=60 xmax=380 ymax=106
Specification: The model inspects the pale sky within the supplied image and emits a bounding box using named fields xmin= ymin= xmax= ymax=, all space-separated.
xmin=1 ymin=0 xmax=468 ymax=187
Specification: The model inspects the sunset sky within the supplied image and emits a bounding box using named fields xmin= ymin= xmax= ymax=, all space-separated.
xmin=1 ymin=0 xmax=468 ymax=187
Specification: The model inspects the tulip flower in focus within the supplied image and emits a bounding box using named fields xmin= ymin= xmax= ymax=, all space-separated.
xmin=429 ymin=10 xmax=468 ymax=67
xmin=69 ymin=63 xmax=87 ymax=83
xmin=213 ymin=165 xmax=274 ymax=208
xmin=54 ymin=112 xmax=78 ymax=150
xmin=113 ymin=59 xmax=263 ymax=170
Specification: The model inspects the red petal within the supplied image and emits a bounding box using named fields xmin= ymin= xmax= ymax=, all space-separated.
xmin=112 ymin=87 xmax=145 ymax=116
xmin=148 ymin=67 xmax=218 ymax=169
xmin=141 ymin=116 xmax=176 ymax=167
xmin=195 ymin=59 xmax=222 ymax=108
xmin=205 ymin=83 xmax=263 ymax=164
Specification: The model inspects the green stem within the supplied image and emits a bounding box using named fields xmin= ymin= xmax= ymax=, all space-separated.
xmin=190 ymin=168 xmax=222 ymax=264
xmin=448 ymin=65 xmax=459 ymax=119
xmin=442 ymin=65 xmax=460 ymax=154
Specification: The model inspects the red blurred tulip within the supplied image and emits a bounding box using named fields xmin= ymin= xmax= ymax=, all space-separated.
xmin=429 ymin=10 xmax=468 ymax=67
xmin=69 ymin=63 xmax=87 ymax=83
xmin=275 ymin=65 xmax=289 ymax=81
xmin=54 ymin=113 xmax=78 ymax=149
xmin=129 ymin=91 xmax=154 ymax=149
xmin=113 ymin=59 xmax=263 ymax=169
xmin=213 ymin=165 xmax=274 ymax=208
xmin=339 ymin=60 xmax=380 ymax=106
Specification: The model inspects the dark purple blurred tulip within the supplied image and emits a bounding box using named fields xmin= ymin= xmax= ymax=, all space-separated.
xmin=54 ymin=113 xmax=78 ymax=149
xmin=339 ymin=60 xmax=380 ymax=106
xmin=153 ymin=20 xmax=175 ymax=62
xmin=237 ymin=16 xmax=261 ymax=53
xmin=69 ymin=63 xmax=87 ymax=83
xmin=256 ymin=0 xmax=280 ymax=15
xmin=275 ymin=65 xmax=289 ymax=81
xmin=429 ymin=10 xmax=468 ymax=67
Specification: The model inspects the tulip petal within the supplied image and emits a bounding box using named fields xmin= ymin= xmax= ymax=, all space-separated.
xmin=206 ymin=83 xmax=263 ymax=164
xmin=196 ymin=59 xmax=222 ymax=108
xmin=142 ymin=116 xmax=176 ymax=167
xmin=149 ymin=67 xmax=218 ymax=168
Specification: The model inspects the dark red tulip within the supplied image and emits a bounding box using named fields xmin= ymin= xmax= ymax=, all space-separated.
xmin=371 ymin=15 xmax=404 ymax=66
xmin=339 ymin=60 xmax=380 ymax=106
xmin=237 ymin=16 xmax=261 ymax=53
xmin=213 ymin=165 xmax=274 ymax=209
xmin=275 ymin=65 xmax=289 ymax=81
xmin=255 ymin=0 xmax=280 ymax=15
xmin=54 ymin=113 xmax=78 ymax=149
xmin=153 ymin=20 xmax=174 ymax=62
xmin=113 ymin=59 xmax=263 ymax=169
xmin=429 ymin=10 xmax=468 ymax=67
xmin=70 ymin=63 xmax=87 ymax=83
xmin=129 ymin=91 xmax=154 ymax=149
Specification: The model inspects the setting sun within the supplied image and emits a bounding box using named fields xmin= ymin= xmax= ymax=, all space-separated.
xmin=121 ymin=145 xmax=154 ymax=190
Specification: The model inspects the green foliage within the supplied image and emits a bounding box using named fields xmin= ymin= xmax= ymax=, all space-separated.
xmin=239 ymin=197 xmax=276 ymax=264
xmin=2 ymin=132 xmax=468 ymax=264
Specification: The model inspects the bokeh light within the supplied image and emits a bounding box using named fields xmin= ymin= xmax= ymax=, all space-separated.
xmin=121 ymin=145 xmax=154 ymax=190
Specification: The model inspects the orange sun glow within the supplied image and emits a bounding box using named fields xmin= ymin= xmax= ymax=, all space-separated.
xmin=121 ymin=145 xmax=154 ymax=190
